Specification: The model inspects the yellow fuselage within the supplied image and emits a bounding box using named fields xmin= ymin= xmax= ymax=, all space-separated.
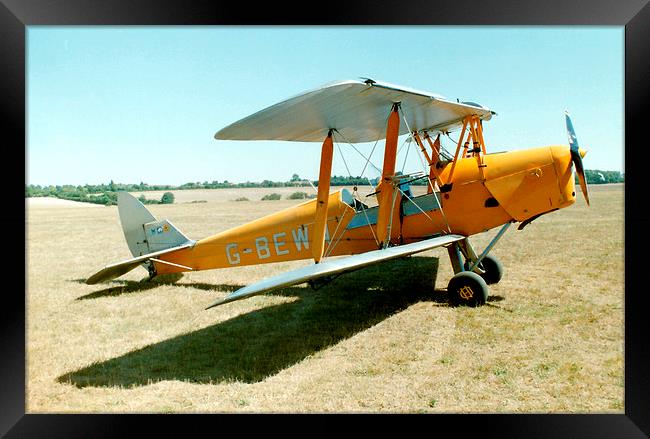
xmin=154 ymin=145 xmax=576 ymax=274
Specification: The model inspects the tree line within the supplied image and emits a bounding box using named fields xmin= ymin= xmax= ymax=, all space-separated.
xmin=25 ymin=181 xmax=176 ymax=206
xmin=578 ymin=170 xmax=625 ymax=184
xmin=25 ymin=170 xmax=624 ymax=206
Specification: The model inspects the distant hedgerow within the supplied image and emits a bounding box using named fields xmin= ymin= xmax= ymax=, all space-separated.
xmin=160 ymin=192 xmax=175 ymax=204
xmin=261 ymin=193 xmax=281 ymax=201
xmin=287 ymin=191 xmax=309 ymax=200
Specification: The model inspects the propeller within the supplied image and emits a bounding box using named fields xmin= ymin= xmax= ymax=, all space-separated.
xmin=565 ymin=111 xmax=590 ymax=206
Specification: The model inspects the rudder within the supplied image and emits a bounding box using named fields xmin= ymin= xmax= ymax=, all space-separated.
xmin=117 ymin=192 xmax=191 ymax=257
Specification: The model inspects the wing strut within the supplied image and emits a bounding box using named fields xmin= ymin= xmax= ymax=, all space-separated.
xmin=376 ymin=102 xmax=401 ymax=248
xmin=424 ymin=133 xmax=443 ymax=192
xmin=312 ymin=130 xmax=334 ymax=263
xmin=412 ymin=131 xmax=442 ymax=191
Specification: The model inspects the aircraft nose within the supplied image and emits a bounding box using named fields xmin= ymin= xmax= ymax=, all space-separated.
xmin=549 ymin=145 xmax=577 ymax=207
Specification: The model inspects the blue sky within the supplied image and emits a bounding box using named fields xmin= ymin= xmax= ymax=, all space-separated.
xmin=27 ymin=26 xmax=623 ymax=186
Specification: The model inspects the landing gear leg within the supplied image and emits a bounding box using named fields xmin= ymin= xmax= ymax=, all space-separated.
xmin=446 ymin=241 xmax=465 ymax=275
xmin=458 ymin=239 xmax=503 ymax=285
xmin=462 ymin=223 xmax=511 ymax=284
xmin=465 ymin=255 xmax=503 ymax=285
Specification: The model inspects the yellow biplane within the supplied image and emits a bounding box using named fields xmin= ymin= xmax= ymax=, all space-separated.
xmin=86 ymin=79 xmax=589 ymax=308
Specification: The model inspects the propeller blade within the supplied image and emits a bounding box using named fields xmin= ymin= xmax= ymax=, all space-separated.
xmin=565 ymin=111 xmax=590 ymax=206
xmin=565 ymin=111 xmax=579 ymax=150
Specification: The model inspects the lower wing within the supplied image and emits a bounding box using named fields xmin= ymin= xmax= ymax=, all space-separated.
xmin=206 ymin=234 xmax=465 ymax=309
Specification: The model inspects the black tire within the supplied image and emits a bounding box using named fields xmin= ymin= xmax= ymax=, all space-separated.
xmin=464 ymin=255 xmax=503 ymax=285
xmin=447 ymin=271 xmax=489 ymax=307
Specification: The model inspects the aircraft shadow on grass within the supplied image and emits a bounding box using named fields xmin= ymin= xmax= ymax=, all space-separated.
xmin=60 ymin=256 xmax=456 ymax=388
xmin=73 ymin=273 xmax=186 ymax=300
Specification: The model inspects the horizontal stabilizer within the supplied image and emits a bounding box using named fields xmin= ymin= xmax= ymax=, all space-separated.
xmin=85 ymin=242 xmax=193 ymax=285
xmin=206 ymin=234 xmax=464 ymax=309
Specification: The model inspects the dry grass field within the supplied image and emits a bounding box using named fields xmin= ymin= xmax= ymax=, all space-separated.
xmin=25 ymin=184 xmax=624 ymax=413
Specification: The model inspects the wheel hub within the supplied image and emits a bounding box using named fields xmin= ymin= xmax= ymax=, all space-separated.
xmin=459 ymin=285 xmax=474 ymax=300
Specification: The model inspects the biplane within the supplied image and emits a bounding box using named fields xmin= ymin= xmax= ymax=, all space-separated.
xmin=86 ymin=78 xmax=589 ymax=308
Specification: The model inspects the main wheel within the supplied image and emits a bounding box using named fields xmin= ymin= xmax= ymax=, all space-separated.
xmin=447 ymin=271 xmax=489 ymax=307
xmin=464 ymin=255 xmax=503 ymax=285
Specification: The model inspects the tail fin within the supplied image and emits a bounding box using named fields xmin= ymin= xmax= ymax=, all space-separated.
xmin=85 ymin=193 xmax=194 ymax=284
xmin=118 ymin=192 xmax=191 ymax=257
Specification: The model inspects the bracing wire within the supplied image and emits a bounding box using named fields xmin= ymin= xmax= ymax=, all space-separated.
xmin=332 ymin=129 xmax=382 ymax=176
xmin=359 ymin=201 xmax=380 ymax=246
xmin=360 ymin=139 xmax=380 ymax=177
xmin=398 ymin=105 xmax=452 ymax=235
xmin=398 ymin=106 xmax=427 ymax=176
xmin=399 ymin=106 xmax=438 ymax=200
xmin=332 ymin=105 xmax=391 ymax=178
xmin=323 ymin=208 xmax=349 ymax=258
xmin=302 ymin=179 xmax=318 ymax=194
xmin=440 ymin=133 xmax=456 ymax=160
xmin=329 ymin=133 xmax=381 ymax=250
xmin=396 ymin=134 xmax=409 ymax=157
xmin=382 ymin=183 xmax=401 ymax=249
xmin=400 ymin=136 xmax=411 ymax=174
xmin=396 ymin=185 xmax=435 ymax=223
xmin=336 ymin=142 xmax=353 ymax=178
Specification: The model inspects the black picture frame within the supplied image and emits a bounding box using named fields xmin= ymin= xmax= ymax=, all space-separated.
xmin=6 ymin=0 xmax=648 ymax=437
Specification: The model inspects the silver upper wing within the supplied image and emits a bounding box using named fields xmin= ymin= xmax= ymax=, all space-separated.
xmin=206 ymin=234 xmax=465 ymax=309
xmin=214 ymin=79 xmax=494 ymax=143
